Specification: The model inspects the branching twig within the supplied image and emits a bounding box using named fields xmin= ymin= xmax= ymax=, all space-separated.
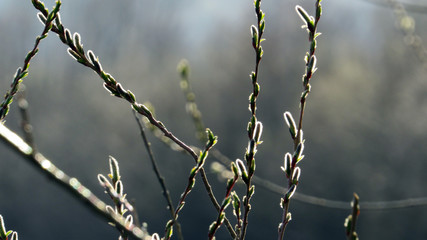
xmin=140 ymin=106 xmax=238 ymax=239
xmin=208 ymin=162 xmax=239 ymax=240
xmin=30 ymin=3 xmax=230 ymax=238
xmin=0 ymin=1 xmax=60 ymax=121
xmin=164 ymin=129 xmax=217 ymax=240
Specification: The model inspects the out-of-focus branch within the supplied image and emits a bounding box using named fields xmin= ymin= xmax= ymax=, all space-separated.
xmin=17 ymin=85 xmax=36 ymax=152
xmin=360 ymin=0 xmax=427 ymax=14
xmin=0 ymin=123 xmax=151 ymax=240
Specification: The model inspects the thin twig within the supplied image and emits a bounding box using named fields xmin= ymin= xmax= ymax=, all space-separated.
xmin=0 ymin=1 xmax=60 ymax=121
xmin=240 ymin=1 xmax=265 ymax=239
xmin=133 ymin=111 xmax=184 ymax=240
xmin=345 ymin=193 xmax=360 ymax=240
xmin=279 ymin=2 xmax=322 ymax=239
xmin=164 ymin=129 xmax=217 ymax=240
xmin=177 ymin=60 xmax=206 ymax=142
xmin=208 ymin=163 xmax=239 ymax=239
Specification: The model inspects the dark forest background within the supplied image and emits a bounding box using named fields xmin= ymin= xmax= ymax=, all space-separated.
xmin=1 ymin=0 xmax=427 ymax=239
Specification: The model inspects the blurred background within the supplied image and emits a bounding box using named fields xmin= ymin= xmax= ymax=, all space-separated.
xmin=1 ymin=0 xmax=427 ymax=239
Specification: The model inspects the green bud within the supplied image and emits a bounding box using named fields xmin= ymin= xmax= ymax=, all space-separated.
xmin=206 ymin=128 xmax=217 ymax=146
xmin=281 ymin=152 xmax=292 ymax=178
xmin=292 ymin=167 xmax=301 ymax=183
xmin=198 ymin=150 xmax=208 ymax=166
xmin=65 ymin=29 xmax=73 ymax=46
xmin=254 ymin=82 xmax=260 ymax=96
xmin=295 ymin=6 xmax=314 ymax=32
xmin=280 ymin=197 xmax=285 ymax=209
xmin=344 ymin=215 xmax=352 ymax=233
xmin=73 ymin=32 xmax=84 ymax=55
xmin=247 ymin=121 xmax=253 ymax=139
xmin=37 ymin=12 xmax=47 ymax=24
xmin=283 ymin=112 xmax=297 ymax=139
xmin=293 ymin=142 xmax=304 ymax=167
xmin=236 ymin=159 xmax=249 ymax=184
xmin=249 ymin=185 xmax=255 ymax=198
xmin=115 ymin=83 xmax=128 ymax=99
xmin=133 ymin=103 xmax=153 ymax=118
xmin=177 ymin=59 xmax=190 ymax=79
xmin=189 ymin=166 xmax=197 ymax=179
xmin=316 ymin=3 xmax=322 ymax=22
xmin=232 ymin=192 xmax=241 ymax=213
xmin=253 ymin=121 xmax=263 ymax=143
xmin=87 ymin=50 xmax=102 ymax=72
xmin=257 ymin=46 xmax=263 ymax=59
xmin=165 ymin=221 xmax=174 ymax=238
xmin=127 ymin=90 xmax=136 ymax=103
xmin=260 ymin=20 xmax=265 ymax=33
xmin=250 ymin=71 xmax=256 ymax=83
xmin=208 ymin=221 xmax=217 ymax=236
xmin=254 ymin=0 xmax=260 ymax=12
xmin=67 ymin=48 xmax=80 ymax=61
xmin=18 ymin=70 xmax=28 ymax=80
xmin=103 ymin=83 xmax=120 ymax=97
xmin=231 ymin=162 xmax=240 ymax=178
xmin=222 ymin=196 xmax=232 ymax=209
xmin=32 ymin=0 xmax=47 ymax=15
xmin=218 ymin=212 xmax=225 ymax=224
xmin=115 ymin=180 xmax=123 ymax=196
xmin=0 ymin=215 xmax=7 ymax=239
xmin=286 ymin=212 xmax=292 ymax=222
xmin=251 ymin=25 xmax=258 ymax=49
